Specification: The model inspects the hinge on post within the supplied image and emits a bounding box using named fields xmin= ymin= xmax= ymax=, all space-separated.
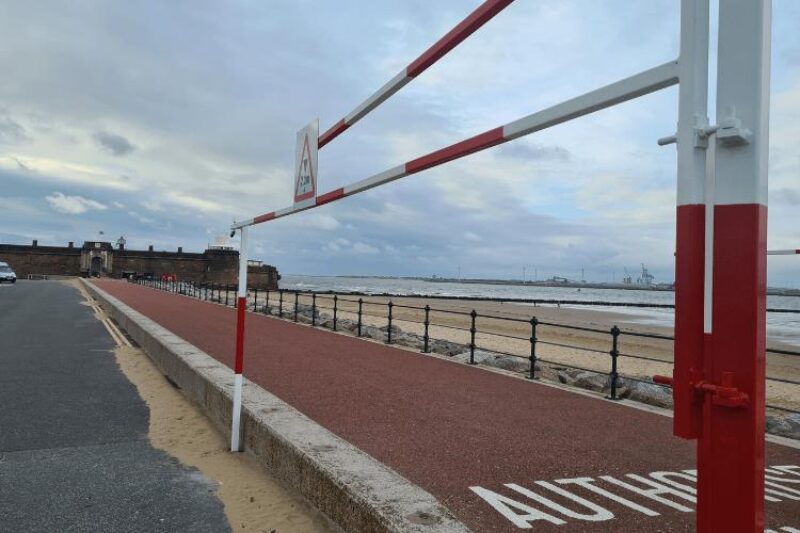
xmin=658 ymin=110 xmax=750 ymax=148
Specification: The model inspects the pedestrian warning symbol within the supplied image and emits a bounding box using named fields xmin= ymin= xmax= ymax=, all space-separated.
xmin=294 ymin=120 xmax=318 ymax=203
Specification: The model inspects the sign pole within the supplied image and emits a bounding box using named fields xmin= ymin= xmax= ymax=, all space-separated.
xmin=230 ymin=225 xmax=249 ymax=452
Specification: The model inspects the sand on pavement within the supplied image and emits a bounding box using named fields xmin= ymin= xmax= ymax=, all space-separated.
xmin=73 ymin=280 xmax=337 ymax=533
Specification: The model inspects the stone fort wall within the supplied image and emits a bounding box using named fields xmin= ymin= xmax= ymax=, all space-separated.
xmin=0 ymin=240 xmax=279 ymax=289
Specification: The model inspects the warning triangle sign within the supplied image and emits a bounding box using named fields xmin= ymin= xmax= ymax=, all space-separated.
xmin=294 ymin=121 xmax=318 ymax=203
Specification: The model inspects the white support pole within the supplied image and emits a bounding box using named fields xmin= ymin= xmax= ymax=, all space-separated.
xmin=230 ymin=226 xmax=249 ymax=452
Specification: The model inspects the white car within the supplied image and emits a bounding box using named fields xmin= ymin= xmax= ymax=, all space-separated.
xmin=0 ymin=262 xmax=17 ymax=283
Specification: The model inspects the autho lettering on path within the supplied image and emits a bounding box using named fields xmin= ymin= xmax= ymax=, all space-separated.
xmin=470 ymin=464 xmax=800 ymax=529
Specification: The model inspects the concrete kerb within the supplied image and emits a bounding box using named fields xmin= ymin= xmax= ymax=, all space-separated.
xmin=82 ymin=280 xmax=470 ymax=533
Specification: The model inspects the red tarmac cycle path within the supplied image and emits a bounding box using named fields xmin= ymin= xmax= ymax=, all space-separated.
xmin=94 ymin=280 xmax=800 ymax=532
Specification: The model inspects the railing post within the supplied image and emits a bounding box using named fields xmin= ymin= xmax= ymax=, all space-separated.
xmin=294 ymin=292 xmax=299 ymax=322
xmin=469 ymin=310 xmax=477 ymax=364
xmin=225 ymin=284 xmax=229 ymax=306
xmin=387 ymin=301 xmax=394 ymax=344
xmin=528 ymin=317 xmax=538 ymax=380
xmin=312 ymin=293 xmax=317 ymax=326
xmin=279 ymin=290 xmax=284 ymax=318
xmin=253 ymin=287 xmax=259 ymax=311
xmin=607 ymin=326 xmax=621 ymax=400
xmin=357 ymin=298 xmax=363 ymax=337
xmin=333 ymin=295 xmax=338 ymax=331
xmin=265 ymin=290 xmax=270 ymax=314
xmin=423 ymin=305 xmax=430 ymax=353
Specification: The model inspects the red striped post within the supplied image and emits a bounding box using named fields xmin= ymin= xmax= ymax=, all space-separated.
xmin=230 ymin=226 xmax=249 ymax=452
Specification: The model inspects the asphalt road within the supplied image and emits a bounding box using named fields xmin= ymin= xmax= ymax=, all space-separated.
xmin=0 ymin=281 xmax=231 ymax=532
xmin=94 ymin=279 xmax=800 ymax=533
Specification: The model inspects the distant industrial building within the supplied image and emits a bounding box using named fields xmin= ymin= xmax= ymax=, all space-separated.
xmin=0 ymin=237 xmax=279 ymax=289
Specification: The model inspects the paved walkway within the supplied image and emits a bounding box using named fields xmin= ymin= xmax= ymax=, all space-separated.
xmin=93 ymin=280 xmax=800 ymax=532
xmin=0 ymin=281 xmax=231 ymax=532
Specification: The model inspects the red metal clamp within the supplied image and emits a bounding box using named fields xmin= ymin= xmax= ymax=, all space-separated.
xmin=652 ymin=372 xmax=747 ymax=408
xmin=693 ymin=372 xmax=749 ymax=408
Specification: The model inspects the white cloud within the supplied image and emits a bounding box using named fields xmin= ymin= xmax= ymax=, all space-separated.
xmin=297 ymin=214 xmax=341 ymax=230
xmin=45 ymin=192 xmax=107 ymax=215
xmin=165 ymin=192 xmax=224 ymax=213
xmin=0 ymin=155 xmax=137 ymax=191
xmin=352 ymin=241 xmax=380 ymax=255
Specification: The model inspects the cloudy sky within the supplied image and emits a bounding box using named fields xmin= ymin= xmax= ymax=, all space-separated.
xmin=1 ymin=1 xmax=798 ymax=286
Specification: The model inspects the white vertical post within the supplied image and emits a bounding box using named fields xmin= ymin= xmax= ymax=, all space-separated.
xmin=231 ymin=226 xmax=249 ymax=452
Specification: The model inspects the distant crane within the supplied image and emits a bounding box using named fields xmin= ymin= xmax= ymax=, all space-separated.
xmin=622 ymin=267 xmax=633 ymax=285
xmin=637 ymin=263 xmax=654 ymax=286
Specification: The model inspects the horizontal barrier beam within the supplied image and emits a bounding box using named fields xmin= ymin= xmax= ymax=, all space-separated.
xmin=317 ymin=0 xmax=515 ymax=148
xmin=768 ymin=249 xmax=799 ymax=256
xmin=235 ymin=60 xmax=679 ymax=229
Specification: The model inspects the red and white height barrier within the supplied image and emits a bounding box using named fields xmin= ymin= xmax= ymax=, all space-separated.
xmin=671 ymin=0 xmax=771 ymax=530
xmin=235 ymin=62 xmax=678 ymax=229
xmin=230 ymin=225 xmax=248 ymax=452
xmin=230 ymin=2 xmax=776 ymax=530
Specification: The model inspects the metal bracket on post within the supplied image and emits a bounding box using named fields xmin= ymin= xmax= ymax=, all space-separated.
xmin=715 ymin=107 xmax=752 ymax=147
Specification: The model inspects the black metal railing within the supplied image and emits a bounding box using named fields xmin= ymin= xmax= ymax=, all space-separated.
xmin=130 ymin=278 xmax=800 ymax=414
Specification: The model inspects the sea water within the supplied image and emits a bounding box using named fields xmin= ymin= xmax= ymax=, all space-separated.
xmin=280 ymin=275 xmax=800 ymax=346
